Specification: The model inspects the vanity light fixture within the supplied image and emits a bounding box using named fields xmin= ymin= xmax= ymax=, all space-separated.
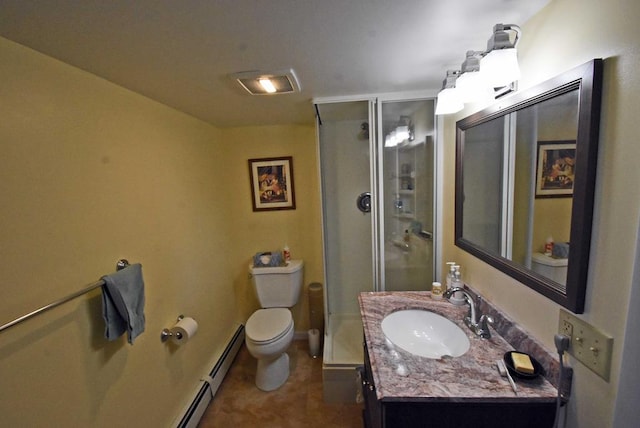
xmin=395 ymin=116 xmax=413 ymax=142
xmin=233 ymin=69 xmax=301 ymax=95
xmin=435 ymin=70 xmax=464 ymax=115
xmin=384 ymin=116 xmax=414 ymax=148
xmin=480 ymin=24 xmax=522 ymax=88
xmin=455 ymin=51 xmax=495 ymax=104
xmin=436 ymin=23 xmax=521 ymax=115
xmin=385 ymin=130 xmax=399 ymax=148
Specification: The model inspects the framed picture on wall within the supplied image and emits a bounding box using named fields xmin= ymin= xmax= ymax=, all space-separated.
xmin=248 ymin=156 xmax=296 ymax=211
xmin=535 ymin=140 xmax=577 ymax=198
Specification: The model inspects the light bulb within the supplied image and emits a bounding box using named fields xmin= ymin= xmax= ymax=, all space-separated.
xmin=395 ymin=125 xmax=410 ymax=142
xmin=480 ymin=48 xmax=521 ymax=88
xmin=456 ymin=71 xmax=495 ymax=104
xmin=435 ymin=87 xmax=464 ymax=115
xmin=258 ymin=78 xmax=277 ymax=93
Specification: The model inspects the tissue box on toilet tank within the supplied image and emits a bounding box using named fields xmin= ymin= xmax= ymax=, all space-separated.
xmin=553 ymin=242 xmax=570 ymax=259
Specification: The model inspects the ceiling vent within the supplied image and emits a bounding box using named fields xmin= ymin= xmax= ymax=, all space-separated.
xmin=232 ymin=69 xmax=301 ymax=95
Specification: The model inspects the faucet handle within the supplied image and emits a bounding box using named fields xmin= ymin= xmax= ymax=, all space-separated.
xmin=478 ymin=314 xmax=494 ymax=339
xmin=479 ymin=314 xmax=494 ymax=325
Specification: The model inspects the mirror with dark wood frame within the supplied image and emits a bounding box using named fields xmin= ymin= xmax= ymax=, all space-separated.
xmin=455 ymin=59 xmax=603 ymax=313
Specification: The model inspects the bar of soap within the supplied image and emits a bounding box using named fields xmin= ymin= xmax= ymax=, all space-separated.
xmin=511 ymin=352 xmax=535 ymax=374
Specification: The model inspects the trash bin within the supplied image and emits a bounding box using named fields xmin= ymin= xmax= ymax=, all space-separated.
xmin=308 ymin=328 xmax=320 ymax=358
xmin=308 ymin=282 xmax=324 ymax=356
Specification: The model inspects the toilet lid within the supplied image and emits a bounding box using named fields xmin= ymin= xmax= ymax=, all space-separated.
xmin=246 ymin=308 xmax=293 ymax=343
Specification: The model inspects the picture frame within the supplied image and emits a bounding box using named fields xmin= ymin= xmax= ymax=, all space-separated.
xmin=535 ymin=140 xmax=577 ymax=198
xmin=248 ymin=156 xmax=296 ymax=211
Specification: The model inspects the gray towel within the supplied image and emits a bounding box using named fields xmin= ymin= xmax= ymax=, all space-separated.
xmin=101 ymin=263 xmax=145 ymax=344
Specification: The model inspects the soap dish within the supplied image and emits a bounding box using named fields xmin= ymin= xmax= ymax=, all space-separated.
xmin=503 ymin=351 xmax=544 ymax=379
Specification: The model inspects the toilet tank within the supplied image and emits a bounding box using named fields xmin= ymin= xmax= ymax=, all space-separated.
xmin=250 ymin=260 xmax=304 ymax=308
xmin=531 ymin=253 xmax=568 ymax=286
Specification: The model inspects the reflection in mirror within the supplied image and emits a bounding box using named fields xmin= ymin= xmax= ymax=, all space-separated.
xmin=456 ymin=59 xmax=603 ymax=313
xmin=514 ymin=91 xmax=579 ymax=288
xmin=461 ymin=115 xmax=506 ymax=256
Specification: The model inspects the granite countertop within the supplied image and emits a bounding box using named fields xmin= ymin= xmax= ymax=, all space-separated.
xmin=359 ymin=291 xmax=558 ymax=403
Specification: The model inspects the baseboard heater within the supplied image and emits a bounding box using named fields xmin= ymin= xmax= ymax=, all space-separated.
xmin=175 ymin=324 xmax=245 ymax=428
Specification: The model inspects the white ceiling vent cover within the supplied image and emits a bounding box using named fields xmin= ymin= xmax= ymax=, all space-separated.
xmin=233 ymin=69 xmax=301 ymax=95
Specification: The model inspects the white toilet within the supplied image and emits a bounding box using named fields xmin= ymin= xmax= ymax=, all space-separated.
xmin=245 ymin=260 xmax=304 ymax=391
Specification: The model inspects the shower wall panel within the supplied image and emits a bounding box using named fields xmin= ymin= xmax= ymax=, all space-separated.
xmin=319 ymin=115 xmax=374 ymax=316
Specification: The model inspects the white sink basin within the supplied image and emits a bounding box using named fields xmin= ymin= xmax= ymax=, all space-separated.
xmin=381 ymin=309 xmax=470 ymax=359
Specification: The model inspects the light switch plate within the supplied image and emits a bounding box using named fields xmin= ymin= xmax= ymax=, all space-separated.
xmin=558 ymin=309 xmax=613 ymax=381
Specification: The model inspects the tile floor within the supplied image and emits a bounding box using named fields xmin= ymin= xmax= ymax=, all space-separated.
xmin=198 ymin=340 xmax=364 ymax=428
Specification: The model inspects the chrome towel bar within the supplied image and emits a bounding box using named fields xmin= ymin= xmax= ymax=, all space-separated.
xmin=0 ymin=259 xmax=129 ymax=334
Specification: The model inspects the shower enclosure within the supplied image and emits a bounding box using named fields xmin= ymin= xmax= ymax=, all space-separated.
xmin=315 ymin=97 xmax=437 ymax=402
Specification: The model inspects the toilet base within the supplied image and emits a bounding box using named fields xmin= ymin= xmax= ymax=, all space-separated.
xmin=255 ymin=352 xmax=290 ymax=391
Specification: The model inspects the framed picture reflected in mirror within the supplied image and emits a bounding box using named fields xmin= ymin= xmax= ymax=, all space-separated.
xmin=535 ymin=141 xmax=576 ymax=198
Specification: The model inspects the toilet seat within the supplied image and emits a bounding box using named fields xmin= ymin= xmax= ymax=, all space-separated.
xmin=246 ymin=308 xmax=293 ymax=344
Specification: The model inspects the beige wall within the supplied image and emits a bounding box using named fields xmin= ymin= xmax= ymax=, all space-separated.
xmin=442 ymin=1 xmax=640 ymax=427
xmin=0 ymin=36 xmax=321 ymax=427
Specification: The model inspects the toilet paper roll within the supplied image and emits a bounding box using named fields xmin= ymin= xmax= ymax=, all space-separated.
xmin=171 ymin=317 xmax=198 ymax=345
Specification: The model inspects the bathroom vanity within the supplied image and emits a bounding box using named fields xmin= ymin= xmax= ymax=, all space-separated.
xmin=359 ymin=291 xmax=560 ymax=428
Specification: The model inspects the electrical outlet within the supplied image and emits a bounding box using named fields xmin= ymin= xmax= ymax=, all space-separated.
xmin=558 ymin=309 xmax=613 ymax=381
xmin=560 ymin=318 xmax=574 ymax=344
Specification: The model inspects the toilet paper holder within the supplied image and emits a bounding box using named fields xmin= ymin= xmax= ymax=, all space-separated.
xmin=161 ymin=315 xmax=184 ymax=342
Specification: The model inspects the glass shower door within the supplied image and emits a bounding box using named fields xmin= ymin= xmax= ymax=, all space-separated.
xmin=317 ymin=100 xmax=374 ymax=366
xmin=379 ymin=99 xmax=435 ymax=291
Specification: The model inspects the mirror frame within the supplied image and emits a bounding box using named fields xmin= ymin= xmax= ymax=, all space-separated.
xmin=455 ymin=59 xmax=603 ymax=313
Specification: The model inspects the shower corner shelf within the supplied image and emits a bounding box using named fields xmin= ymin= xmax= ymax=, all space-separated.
xmin=393 ymin=213 xmax=415 ymax=220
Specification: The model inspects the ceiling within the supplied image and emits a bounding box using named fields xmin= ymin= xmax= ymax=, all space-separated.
xmin=0 ymin=0 xmax=550 ymax=128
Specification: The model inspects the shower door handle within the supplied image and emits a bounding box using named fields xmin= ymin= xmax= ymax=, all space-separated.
xmin=356 ymin=192 xmax=371 ymax=213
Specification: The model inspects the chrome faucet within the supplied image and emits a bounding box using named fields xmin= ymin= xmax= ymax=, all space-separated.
xmin=443 ymin=287 xmax=493 ymax=339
